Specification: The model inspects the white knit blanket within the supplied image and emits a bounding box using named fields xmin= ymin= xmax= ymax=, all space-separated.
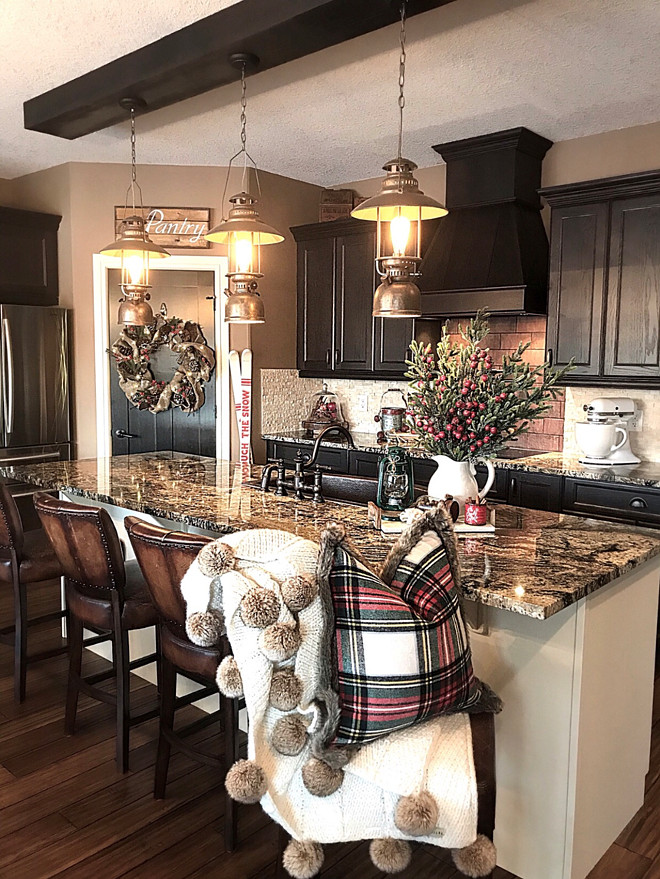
xmin=182 ymin=528 xmax=478 ymax=848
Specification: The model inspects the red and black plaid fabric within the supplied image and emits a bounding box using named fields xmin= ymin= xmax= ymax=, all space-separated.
xmin=329 ymin=531 xmax=481 ymax=746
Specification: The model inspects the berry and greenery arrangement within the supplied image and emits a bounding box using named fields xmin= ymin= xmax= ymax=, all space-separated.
xmin=405 ymin=310 xmax=573 ymax=461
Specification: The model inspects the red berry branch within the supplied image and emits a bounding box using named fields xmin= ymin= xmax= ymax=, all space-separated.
xmin=405 ymin=310 xmax=573 ymax=461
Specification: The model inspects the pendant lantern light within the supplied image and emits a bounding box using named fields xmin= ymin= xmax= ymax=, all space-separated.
xmin=205 ymin=54 xmax=284 ymax=324
xmin=100 ymin=98 xmax=170 ymax=326
xmin=351 ymin=3 xmax=447 ymax=318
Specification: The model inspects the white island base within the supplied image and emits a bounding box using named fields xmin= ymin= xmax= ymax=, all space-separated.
xmin=63 ymin=494 xmax=660 ymax=879
xmin=469 ymin=556 xmax=660 ymax=879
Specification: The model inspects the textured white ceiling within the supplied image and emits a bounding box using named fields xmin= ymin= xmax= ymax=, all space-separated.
xmin=2 ymin=0 xmax=659 ymax=184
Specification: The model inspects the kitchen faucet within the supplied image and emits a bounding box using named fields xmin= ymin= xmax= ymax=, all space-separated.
xmin=304 ymin=425 xmax=355 ymax=468
xmin=260 ymin=425 xmax=355 ymax=502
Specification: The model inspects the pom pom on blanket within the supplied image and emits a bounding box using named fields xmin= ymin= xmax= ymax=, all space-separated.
xmin=260 ymin=622 xmax=301 ymax=662
xmin=197 ymin=541 xmax=235 ymax=577
xmin=216 ymin=655 xmax=243 ymax=698
xmin=272 ymin=714 xmax=308 ymax=756
xmin=186 ymin=610 xmax=224 ymax=647
xmin=269 ymin=669 xmax=304 ymax=711
xmin=369 ymin=838 xmax=412 ymax=874
xmin=225 ymin=759 xmax=267 ymax=804
xmin=301 ymin=758 xmax=343 ymax=797
xmin=452 ymin=835 xmax=497 ymax=878
xmin=240 ymin=586 xmax=281 ymax=629
xmin=281 ymin=575 xmax=318 ymax=613
xmin=394 ymin=792 xmax=440 ymax=837
xmin=282 ymin=840 xmax=324 ymax=879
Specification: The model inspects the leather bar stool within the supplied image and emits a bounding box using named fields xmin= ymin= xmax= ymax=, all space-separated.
xmin=0 ymin=481 xmax=66 ymax=703
xmin=125 ymin=516 xmax=240 ymax=852
xmin=33 ymin=492 xmax=159 ymax=772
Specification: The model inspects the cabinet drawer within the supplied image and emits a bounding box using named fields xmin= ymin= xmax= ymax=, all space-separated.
xmin=563 ymin=478 xmax=660 ymax=525
xmin=266 ymin=440 xmax=349 ymax=473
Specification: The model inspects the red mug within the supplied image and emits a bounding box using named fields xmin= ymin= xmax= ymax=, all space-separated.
xmin=464 ymin=502 xmax=488 ymax=526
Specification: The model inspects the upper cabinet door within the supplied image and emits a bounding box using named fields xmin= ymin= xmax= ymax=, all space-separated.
xmin=334 ymin=230 xmax=375 ymax=373
xmin=296 ymin=235 xmax=335 ymax=373
xmin=373 ymin=317 xmax=415 ymax=374
xmin=604 ymin=194 xmax=660 ymax=378
xmin=0 ymin=208 xmax=61 ymax=306
xmin=546 ymin=202 xmax=608 ymax=376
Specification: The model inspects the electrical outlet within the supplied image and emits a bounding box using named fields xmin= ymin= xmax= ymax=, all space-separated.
xmin=628 ymin=409 xmax=644 ymax=432
xmin=357 ymin=394 xmax=369 ymax=412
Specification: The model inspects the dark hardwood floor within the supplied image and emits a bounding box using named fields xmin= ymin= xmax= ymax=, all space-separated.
xmin=1 ymin=579 xmax=659 ymax=878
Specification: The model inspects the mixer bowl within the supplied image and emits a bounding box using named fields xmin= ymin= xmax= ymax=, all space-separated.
xmin=575 ymin=421 xmax=627 ymax=459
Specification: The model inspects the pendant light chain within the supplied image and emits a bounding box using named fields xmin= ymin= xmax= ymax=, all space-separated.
xmin=397 ymin=2 xmax=407 ymax=162
xmin=130 ymin=107 xmax=137 ymax=211
xmin=240 ymin=62 xmax=249 ymax=189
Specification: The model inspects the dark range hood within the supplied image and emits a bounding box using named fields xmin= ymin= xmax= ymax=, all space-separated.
xmin=419 ymin=127 xmax=553 ymax=317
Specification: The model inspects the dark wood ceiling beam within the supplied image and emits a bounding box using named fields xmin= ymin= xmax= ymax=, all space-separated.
xmin=23 ymin=0 xmax=455 ymax=140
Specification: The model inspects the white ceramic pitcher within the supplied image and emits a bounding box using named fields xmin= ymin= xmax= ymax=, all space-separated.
xmin=427 ymin=454 xmax=496 ymax=511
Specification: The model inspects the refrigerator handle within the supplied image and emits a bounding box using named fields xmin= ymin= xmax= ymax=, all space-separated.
xmin=3 ymin=318 xmax=14 ymax=435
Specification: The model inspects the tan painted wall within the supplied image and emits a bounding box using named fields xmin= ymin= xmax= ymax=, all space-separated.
xmin=8 ymin=162 xmax=320 ymax=460
xmin=0 ymin=178 xmax=15 ymax=203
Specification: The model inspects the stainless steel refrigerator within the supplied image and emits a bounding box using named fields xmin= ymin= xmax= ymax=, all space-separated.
xmin=0 ymin=304 xmax=70 ymax=469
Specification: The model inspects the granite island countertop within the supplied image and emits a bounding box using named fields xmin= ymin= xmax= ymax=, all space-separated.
xmin=3 ymin=452 xmax=660 ymax=621
xmin=263 ymin=429 xmax=660 ymax=488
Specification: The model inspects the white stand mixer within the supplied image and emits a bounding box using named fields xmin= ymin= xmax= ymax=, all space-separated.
xmin=575 ymin=397 xmax=641 ymax=465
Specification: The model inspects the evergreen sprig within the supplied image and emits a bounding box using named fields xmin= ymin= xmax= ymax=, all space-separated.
xmin=404 ymin=310 xmax=574 ymax=461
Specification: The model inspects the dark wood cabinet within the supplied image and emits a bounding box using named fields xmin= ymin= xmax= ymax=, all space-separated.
xmin=296 ymin=235 xmax=335 ymax=373
xmin=604 ymin=193 xmax=660 ymax=379
xmin=562 ymin=478 xmax=660 ymax=527
xmin=293 ymin=218 xmax=439 ymax=379
xmin=0 ymin=207 xmax=61 ymax=305
xmin=541 ymin=171 xmax=660 ymax=388
xmin=265 ymin=440 xmax=561 ymax=512
xmin=545 ymin=202 xmax=608 ymax=376
xmin=334 ymin=231 xmax=375 ymax=373
xmin=507 ymin=470 xmax=562 ymax=513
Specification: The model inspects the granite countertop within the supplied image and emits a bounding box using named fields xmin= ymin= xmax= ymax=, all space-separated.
xmin=4 ymin=452 xmax=660 ymax=621
xmin=263 ymin=429 xmax=660 ymax=488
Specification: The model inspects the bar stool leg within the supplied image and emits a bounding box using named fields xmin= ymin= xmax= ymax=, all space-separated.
xmin=223 ymin=694 xmax=239 ymax=852
xmin=113 ymin=623 xmax=131 ymax=773
xmin=12 ymin=569 xmax=28 ymax=703
xmin=64 ymin=614 xmax=84 ymax=734
xmin=154 ymin=653 xmax=176 ymax=799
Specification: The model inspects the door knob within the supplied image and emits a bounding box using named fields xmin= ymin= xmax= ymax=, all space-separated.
xmin=115 ymin=428 xmax=138 ymax=439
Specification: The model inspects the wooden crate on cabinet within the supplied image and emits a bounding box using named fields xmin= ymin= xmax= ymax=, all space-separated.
xmin=0 ymin=207 xmax=61 ymax=305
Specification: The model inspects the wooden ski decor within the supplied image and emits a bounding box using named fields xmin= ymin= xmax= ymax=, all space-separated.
xmin=229 ymin=349 xmax=253 ymax=481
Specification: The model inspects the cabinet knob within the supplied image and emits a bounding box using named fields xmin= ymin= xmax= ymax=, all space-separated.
xmin=629 ymin=497 xmax=647 ymax=509
xmin=547 ymin=348 xmax=554 ymax=367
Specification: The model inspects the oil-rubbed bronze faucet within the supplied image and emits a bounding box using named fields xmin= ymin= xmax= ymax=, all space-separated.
xmin=260 ymin=425 xmax=355 ymax=503
xmin=304 ymin=425 xmax=355 ymax=469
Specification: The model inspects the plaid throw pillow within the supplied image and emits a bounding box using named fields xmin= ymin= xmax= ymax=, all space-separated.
xmin=329 ymin=530 xmax=482 ymax=746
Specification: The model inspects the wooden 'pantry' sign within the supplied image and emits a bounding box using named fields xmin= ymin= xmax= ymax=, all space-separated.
xmin=114 ymin=206 xmax=212 ymax=249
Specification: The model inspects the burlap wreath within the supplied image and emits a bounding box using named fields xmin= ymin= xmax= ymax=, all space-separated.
xmin=110 ymin=313 xmax=215 ymax=414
